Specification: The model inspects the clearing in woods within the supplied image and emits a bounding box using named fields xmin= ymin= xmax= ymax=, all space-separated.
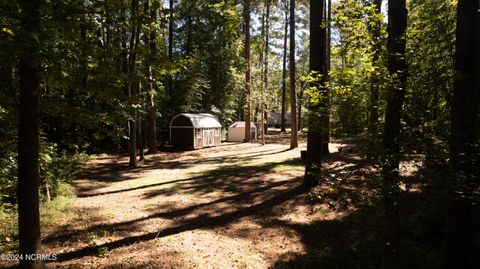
xmin=39 ymin=132 xmax=383 ymax=268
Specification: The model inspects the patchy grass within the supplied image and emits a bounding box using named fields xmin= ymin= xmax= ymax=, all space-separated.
xmin=0 ymin=204 xmax=17 ymax=253
xmin=41 ymin=184 xmax=75 ymax=227
xmin=0 ymin=182 xmax=76 ymax=255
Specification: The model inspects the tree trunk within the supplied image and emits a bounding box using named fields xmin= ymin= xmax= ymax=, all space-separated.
xmin=137 ymin=117 xmax=144 ymax=161
xmin=168 ymin=0 xmax=174 ymax=97
xmin=145 ymin=0 xmax=157 ymax=154
xmin=121 ymin=7 xmax=131 ymax=153
xmin=304 ymin=0 xmax=325 ymax=187
xmin=321 ymin=0 xmax=331 ymax=156
xmin=129 ymin=120 xmax=137 ymax=167
xmin=289 ymin=0 xmax=297 ymax=149
xmin=260 ymin=0 xmax=270 ymax=146
xmin=80 ymin=21 xmax=88 ymax=95
xmin=382 ymin=0 xmax=407 ymax=268
xmin=128 ymin=0 xmax=140 ymax=167
xmin=281 ymin=1 xmax=288 ymax=133
xmin=244 ymin=0 xmax=252 ymax=142
xmin=262 ymin=0 xmax=270 ymax=145
xmin=17 ymin=1 xmax=43 ymax=268
xmin=442 ymin=0 xmax=479 ymax=268
xmin=136 ymin=2 xmax=143 ymax=161
xmin=368 ymin=0 xmax=382 ymax=153
xmin=185 ymin=11 xmax=193 ymax=56
xmin=298 ymin=81 xmax=305 ymax=131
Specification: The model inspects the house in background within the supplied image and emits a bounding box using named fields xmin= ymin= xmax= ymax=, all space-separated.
xmin=228 ymin=121 xmax=257 ymax=142
xmin=169 ymin=113 xmax=222 ymax=149
xmin=267 ymin=110 xmax=291 ymax=128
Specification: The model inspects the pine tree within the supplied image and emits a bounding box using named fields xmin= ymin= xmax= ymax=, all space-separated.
xmin=382 ymin=0 xmax=407 ymax=267
xmin=17 ymin=0 xmax=43 ymax=268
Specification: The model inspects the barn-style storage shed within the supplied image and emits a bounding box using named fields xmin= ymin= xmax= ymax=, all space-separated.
xmin=169 ymin=113 xmax=222 ymax=149
xmin=228 ymin=121 xmax=257 ymax=142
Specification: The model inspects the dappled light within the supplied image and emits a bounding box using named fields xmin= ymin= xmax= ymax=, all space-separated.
xmin=2 ymin=0 xmax=479 ymax=268
xmin=27 ymin=133 xmax=381 ymax=268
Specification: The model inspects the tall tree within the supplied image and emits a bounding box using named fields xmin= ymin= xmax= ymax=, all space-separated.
xmin=244 ymin=0 xmax=252 ymax=142
xmin=305 ymin=0 xmax=326 ymax=186
xmin=442 ymin=0 xmax=479 ymax=267
xmin=382 ymin=0 xmax=407 ymax=268
xmin=281 ymin=0 xmax=289 ymax=133
xmin=264 ymin=0 xmax=271 ymax=145
xmin=367 ymin=0 xmax=382 ymax=152
xmin=321 ymin=0 xmax=331 ymax=155
xmin=168 ymin=0 xmax=174 ymax=97
xmin=145 ymin=0 xmax=158 ymax=154
xmin=261 ymin=0 xmax=270 ymax=145
xmin=17 ymin=0 xmax=43 ymax=268
xmin=128 ymin=0 xmax=140 ymax=167
xmin=290 ymin=0 xmax=298 ymax=148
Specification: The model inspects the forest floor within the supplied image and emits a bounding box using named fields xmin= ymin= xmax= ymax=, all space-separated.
xmin=4 ymin=131 xmax=405 ymax=269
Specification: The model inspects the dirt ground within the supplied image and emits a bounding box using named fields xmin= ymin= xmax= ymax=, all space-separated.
xmin=4 ymin=131 xmax=388 ymax=269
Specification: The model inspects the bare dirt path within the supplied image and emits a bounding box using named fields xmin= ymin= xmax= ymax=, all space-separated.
xmin=39 ymin=132 xmax=380 ymax=269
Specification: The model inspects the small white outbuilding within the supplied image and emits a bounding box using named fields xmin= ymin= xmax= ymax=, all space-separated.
xmin=228 ymin=121 xmax=257 ymax=142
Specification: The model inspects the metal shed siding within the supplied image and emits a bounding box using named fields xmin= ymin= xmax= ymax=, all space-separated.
xmin=193 ymin=128 xmax=221 ymax=149
xmin=193 ymin=128 xmax=202 ymax=149
xmin=170 ymin=113 xmax=222 ymax=149
xmin=227 ymin=121 xmax=257 ymax=142
xmin=171 ymin=128 xmax=194 ymax=149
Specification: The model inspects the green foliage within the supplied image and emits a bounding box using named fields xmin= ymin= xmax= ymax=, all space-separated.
xmin=0 ymin=137 xmax=87 ymax=205
xmin=403 ymin=0 xmax=456 ymax=158
xmin=39 ymin=140 xmax=88 ymax=201
xmin=330 ymin=0 xmax=387 ymax=138
xmin=0 ymin=152 xmax=18 ymax=204
xmin=0 ymin=203 xmax=17 ymax=252
xmin=0 ymin=184 xmax=75 ymax=253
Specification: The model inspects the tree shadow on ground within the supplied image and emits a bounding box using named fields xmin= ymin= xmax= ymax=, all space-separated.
xmin=46 ymin=135 xmax=463 ymax=268
xmin=269 ymin=152 xmax=480 ymax=269
xmin=268 ymin=205 xmax=382 ymax=269
xmin=50 ymin=182 xmax=308 ymax=262
xmin=141 ymin=158 xmax=302 ymax=199
xmin=44 ymin=144 xmax=387 ymax=267
xmin=73 ymin=146 xmax=295 ymax=196
xmin=42 ymin=158 xmax=304 ymax=246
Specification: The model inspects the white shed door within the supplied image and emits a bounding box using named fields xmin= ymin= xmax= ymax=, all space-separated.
xmin=203 ymin=129 xmax=214 ymax=147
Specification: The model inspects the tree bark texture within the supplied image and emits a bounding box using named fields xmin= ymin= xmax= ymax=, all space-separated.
xmin=261 ymin=0 xmax=270 ymax=145
xmin=321 ymin=0 xmax=331 ymax=156
xmin=298 ymin=81 xmax=305 ymax=131
xmin=128 ymin=0 xmax=140 ymax=167
xmin=138 ymin=117 xmax=145 ymax=161
xmin=289 ymin=0 xmax=298 ymax=149
xmin=442 ymin=0 xmax=479 ymax=268
xmin=17 ymin=0 xmax=43 ymax=268
xmin=305 ymin=0 xmax=326 ymax=187
xmin=281 ymin=1 xmax=288 ymax=133
xmin=168 ymin=0 xmax=174 ymax=97
xmin=244 ymin=0 xmax=252 ymax=142
xmin=145 ymin=0 xmax=157 ymax=154
xmin=382 ymin=0 xmax=407 ymax=268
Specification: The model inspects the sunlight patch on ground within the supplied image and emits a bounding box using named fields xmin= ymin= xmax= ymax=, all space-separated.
xmin=39 ymin=133 xmax=382 ymax=269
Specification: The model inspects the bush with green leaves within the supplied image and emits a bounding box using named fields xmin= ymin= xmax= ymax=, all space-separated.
xmin=39 ymin=140 xmax=88 ymax=201
xmin=0 ymin=139 xmax=87 ymax=205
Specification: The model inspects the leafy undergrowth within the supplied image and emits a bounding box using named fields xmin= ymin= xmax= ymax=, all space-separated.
xmin=0 ymin=182 xmax=76 ymax=254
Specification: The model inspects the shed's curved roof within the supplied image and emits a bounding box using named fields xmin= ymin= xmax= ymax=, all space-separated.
xmin=170 ymin=113 xmax=222 ymax=128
